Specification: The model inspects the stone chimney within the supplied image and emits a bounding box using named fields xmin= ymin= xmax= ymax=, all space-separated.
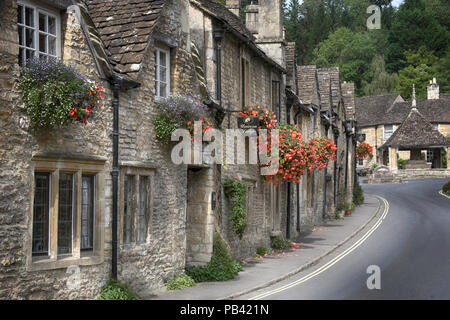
xmin=254 ymin=0 xmax=286 ymax=68
xmin=245 ymin=2 xmax=259 ymax=34
xmin=427 ymin=77 xmax=439 ymax=100
xmin=225 ymin=0 xmax=240 ymax=17
xmin=412 ymin=84 xmax=417 ymax=108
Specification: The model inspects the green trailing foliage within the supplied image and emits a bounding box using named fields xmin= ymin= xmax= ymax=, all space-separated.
xmin=398 ymin=158 xmax=409 ymax=169
xmin=270 ymin=236 xmax=291 ymax=250
xmin=353 ymin=180 xmax=364 ymax=207
xmin=256 ymin=246 xmax=272 ymax=256
xmin=185 ymin=234 xmax=243 ymax=282
xmin=165 ymin=274 xmax=195 ymax=290
xmin=223 ymin=178 xmax=248 ymax=239
xmin=442 ymin=181 xmax=450 ymax=196
xmin=97 ymin=279 xmax=140 ymax=300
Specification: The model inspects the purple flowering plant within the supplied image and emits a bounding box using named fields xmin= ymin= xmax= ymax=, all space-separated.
xmin=18 ymin=57 xmax=104 ymax=128
xmin=154 ymin=94 xmax=213 ymax=142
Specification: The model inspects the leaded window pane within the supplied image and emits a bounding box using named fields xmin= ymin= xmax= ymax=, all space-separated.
xmin=48 ymin=16 xmax=56 ymax=35
xmin=58 ymin=173 xmax=73 ymax=255
xmin=123 ymin=175 xmax=134 ymax=244
xmin=48 ymin=36 xmax=56 ymax=55
xmin=39 ymin=33 xmax=46 ymax=53
xmin=39 ymin=12 xmax=46 ymax=32
xmin=25 ymin=28 xmax=34 ymax=48
xmin=32 ymin=173 xmax=50 ymax=256
xmin=81 ymin=175 xmax=94 ymax=250
xmin=137 ymin=176 xmax=148 ymax=243
xmin=25 ymin=6 xmax=34 ymax=27
xmin=18 ymin=5 xmax=24 ymax=24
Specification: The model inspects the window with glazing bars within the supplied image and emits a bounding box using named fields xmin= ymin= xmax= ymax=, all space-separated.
xmin=32 ymin=173 xmax=50 ymax=256
xmin=17 ymin=1 xmax=59 ymax=65
xmin=81 ymin=175 xmax=95 ymax=250
xmin=123 ymin=175 xmax=134 ymax=244
xmin=58 ymin=173 xmax=73 ymax=255
xmin=137 ymin=176 xmax=149 ymax=243
xmin=272 ymin=80 xmax=280 ymax=120
xmin=155 ymin=48 xmax=170 ymax=98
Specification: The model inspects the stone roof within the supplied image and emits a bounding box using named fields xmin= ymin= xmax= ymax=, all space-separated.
xmin=83 ymin=0 xmax=165 ymax=78
xmin=356 ymin=94 xmax=450 ymax=127
xmin=341 ymin=82 xmax=355 ymax=120
xmin=317 ymin=69 xmax=332 ymax=111
xmin=297 ymin=65 xmax=317 ymax=105
xmin=355 ymin=94 xmax=404 ymax=127
xmin=381 ymin=108 xmax=450 ymax=149
xmin=324 ymin=67 xmax=341 ymax=107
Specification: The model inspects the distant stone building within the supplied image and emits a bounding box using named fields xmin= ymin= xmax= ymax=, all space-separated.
xmin=355 ymin=78 xmax=450 ymax=171
xmin=0 ymin=0 xmax=356 ymax=299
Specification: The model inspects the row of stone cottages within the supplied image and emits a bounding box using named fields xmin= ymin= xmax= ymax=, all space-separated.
xmin=0 ymin=0 xmax=357 ymax=299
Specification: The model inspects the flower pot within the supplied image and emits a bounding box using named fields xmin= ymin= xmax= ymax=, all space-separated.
xmin=345 ymin=209 xmax=351 ymax=216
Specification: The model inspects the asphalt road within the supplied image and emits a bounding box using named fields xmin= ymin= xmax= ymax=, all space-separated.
xmin=252 ymin=178 xmax=450 ymax=300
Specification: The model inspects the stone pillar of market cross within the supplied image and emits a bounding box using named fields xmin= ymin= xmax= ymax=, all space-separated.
xmin=388 ymin=147 xmax=398 ymax=172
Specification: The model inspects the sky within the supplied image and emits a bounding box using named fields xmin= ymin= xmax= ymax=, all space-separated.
xmin=392 ymin=0 xmax=404 ymax=8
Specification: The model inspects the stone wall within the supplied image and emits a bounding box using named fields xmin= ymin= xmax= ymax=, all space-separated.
xmin=0 ymin=0 xmax=198 ymax=299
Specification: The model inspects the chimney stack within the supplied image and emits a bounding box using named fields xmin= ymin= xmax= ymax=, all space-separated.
xmin=427 ymin=77 xmax=439 ymax=100
xmin=225 ymin=0 xmax=240 ymax=17
xmin=253 ymin=0 xmax=286 ymax=68
xmin=245 ymin=2 xmax=259 ymax=34
xmin=412 ymin=84 xmax=417 ymax=108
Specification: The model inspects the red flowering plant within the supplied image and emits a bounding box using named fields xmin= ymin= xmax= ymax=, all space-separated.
xmin=187 ymin=117 xmax=213 ymax=142
xmin=238 ymin=106 xmax=338 ymax=185
xmin=18 ymin=57 xmax=104 ymax=127
xmin=356 ymin=142 xmax=373 ymax=160
xmin=263 ymin=124 xmax=316 ymax=185
xmin=309 ymin=137 xmax=337 ymax=171
xmin=240 ymin=106 xmax=278 ymax=168
xmin=239 ymin=106 xmax=277 ymax=130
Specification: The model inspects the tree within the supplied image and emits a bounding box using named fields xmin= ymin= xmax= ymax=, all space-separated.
xmin=433 ymin=48 xmax=450 ymax=94
xmin=386 ymin=0 xmax=449 ymax=72
xmin=362 ymin=55 xmax=399 ymax=96
xmin=397 ymin=46 xmax=438 ymax=99
xmin=311 ymin=27 xmax=387 ymax=96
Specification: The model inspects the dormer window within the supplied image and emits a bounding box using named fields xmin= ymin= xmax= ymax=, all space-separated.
xmin=18 ymin=1 xmax=61 ymax=65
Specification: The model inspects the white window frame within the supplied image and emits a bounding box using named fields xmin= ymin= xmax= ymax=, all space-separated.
xmin=154 ymin=47 xmax=171 ymax=99
xmin=18 ymin=0 xmax=61 ymax=65
xmin=384 ymin=124 xmax=393 ymax=140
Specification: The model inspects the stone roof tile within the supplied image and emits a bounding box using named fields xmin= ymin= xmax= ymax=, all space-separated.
xmin=84 ymin=0 xmax=165 ymax=77
xmin=381 ymin=108 xmax=450 ymax=149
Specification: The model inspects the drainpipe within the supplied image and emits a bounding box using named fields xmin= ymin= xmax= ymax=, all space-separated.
xmin=333 ymin=128 xmax=338 ymax=208
xmin=285 ymin=97 xmax=293 ymax=239
xmin=345 ymin=132 xmax=349 ymax=191
xmin=111 ymin=79 xmax=120 ymax=280
xmin=110 ymin=75 xmax=140 ymax=280
xmin=323 ymin=122 xmax=330 ymax=219
xmin=294 ymin=108 xmax=302 ymax=232
xmin=213 ymin=28 xmax=225 ymax=107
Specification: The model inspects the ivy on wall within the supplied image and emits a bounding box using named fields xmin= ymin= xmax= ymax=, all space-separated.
xmin=223 ymin=178 xmax=248 ymax=239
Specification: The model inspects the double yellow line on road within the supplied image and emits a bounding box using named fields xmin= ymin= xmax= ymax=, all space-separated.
xmin=249 ymin=195 xmax=390 ymax=300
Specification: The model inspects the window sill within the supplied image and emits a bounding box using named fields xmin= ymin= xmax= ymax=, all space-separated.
xmin=28 ymin=254 xmax=103 ymax=271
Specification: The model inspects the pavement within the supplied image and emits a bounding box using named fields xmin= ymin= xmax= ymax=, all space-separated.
xmin=146 ymin=193 xmax=383 ymax=300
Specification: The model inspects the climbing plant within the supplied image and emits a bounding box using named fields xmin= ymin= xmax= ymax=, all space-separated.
xmin=223 ymin=177 xmax=248 ymax=239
